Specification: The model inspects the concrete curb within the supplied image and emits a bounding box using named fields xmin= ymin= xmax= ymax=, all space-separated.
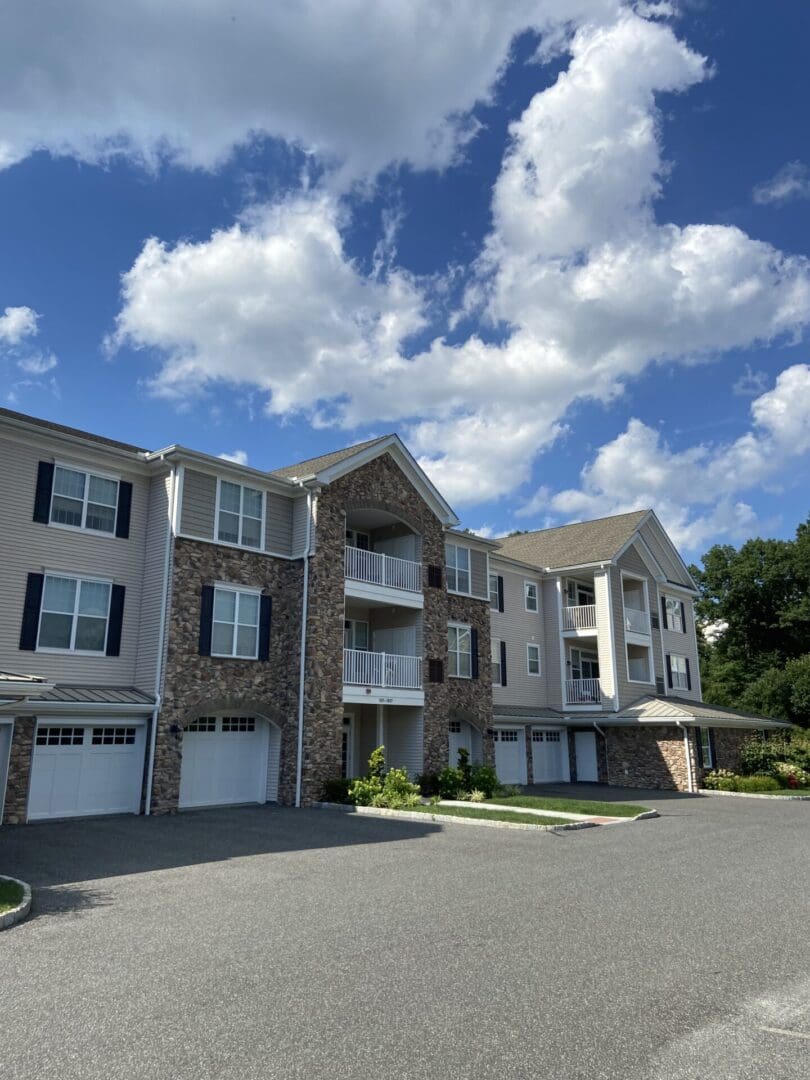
xmin=0 ymin=875 xmax=32 ymax=931
xmin=439 ymin=800 xmax=658 ymax=823
xmin=699 ymin=788 xmax=810 ymax=801
xmin=313 ymin=802 xmax=657 ymax=831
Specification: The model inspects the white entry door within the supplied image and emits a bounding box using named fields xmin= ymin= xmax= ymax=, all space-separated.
xmin=179 ymin=715 xmax=270 ymax=809
xmin=531 ymin=729 xmax=567 ymax=783
xmin=574 ymin=731 xmax=599 ymax=782
xmin=28 ymin=722 xmax=147 ymax=821
xmin=493 ymin=728 xmax=527 ymax=785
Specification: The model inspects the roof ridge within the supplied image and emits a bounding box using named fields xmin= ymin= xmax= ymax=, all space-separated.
xmin=497 ymin=508 xmax=649 ymax=541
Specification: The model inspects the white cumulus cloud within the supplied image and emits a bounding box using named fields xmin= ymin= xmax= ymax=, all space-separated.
xmin=0 ymin=305 xmax=39 ymax=345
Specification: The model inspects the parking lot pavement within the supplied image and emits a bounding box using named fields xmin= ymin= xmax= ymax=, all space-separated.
xmin=1 ymin=795 xmax=808 ymax=1080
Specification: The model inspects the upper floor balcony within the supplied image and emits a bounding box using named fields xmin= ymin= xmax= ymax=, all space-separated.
xmin=624 ymin=606 xmax=650 ymax=636
xmin=345 ymin=546 xmax=422 ymax=594
xmin=562 ymin=603 xmax=597 ymax=632
xmin=565 ymin=677 xmax=603 ymax=706
xmin=343 ymin=648 xmax=422 ymax=690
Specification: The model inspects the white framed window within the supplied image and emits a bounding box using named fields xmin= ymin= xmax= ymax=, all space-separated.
xmin=37 ymin=574 xmax=111 ymax=653
xmin=448 ymin=622 xmax=472 ymax=678
xmin=344 ymin=619 xmax=369 ymax=651
xmin=527 ymin=643 xmax=541 ymax=676
xmin=566 ymin=579 xmax=595 ymax=607
xmin=489 ymin=574 xmax=500 ymax=611
xmin=524 ymin=580 xmax=539 ymax=613
xmin=211 ymin=585 xmax=261 ymax=659
xmin=346 ymin=529 xmax=370 ymax=550
xmin=664 ymin=596 xmax=685 ymax=633
xmin=669 ymin=654 xmax=689 ymax=690
xmin=445 ymin=543 xmax=471 ymax=594
xmin=699 ymin=727 xmax=713 ymax=768
xmin=50 ymin=465 xmax=119 ymax=534
xmin=491 ymin=639 xmax=502 ymax=685
xmin=216 ymin=479 xmax=264 ymax=549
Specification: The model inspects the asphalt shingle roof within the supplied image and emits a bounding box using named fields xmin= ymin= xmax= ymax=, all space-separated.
xmin=271 ymin=434 xmax=393 ymax=479
xmin=0 ymin=407 xmax=146 ymax=454
xmin=495 ymin=509 xmax=650 ymax=569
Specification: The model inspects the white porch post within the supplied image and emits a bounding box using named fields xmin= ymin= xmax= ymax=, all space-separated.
xmin=376 ymin=704 xmax=384 ymax=750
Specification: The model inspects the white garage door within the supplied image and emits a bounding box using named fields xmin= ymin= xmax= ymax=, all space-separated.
xmin=493 ymin=727 xmax=527 ymax=785
xmin=531 ymin=728 xmax=567 ymax=783
xmin=29 ymin=723 xmax=147 ymax=821
xmin=179 ymin=715 xmax=272 ymax=809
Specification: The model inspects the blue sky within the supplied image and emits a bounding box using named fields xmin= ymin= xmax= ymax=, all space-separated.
xmin=1 ymin=1 xmax=809 ymax=561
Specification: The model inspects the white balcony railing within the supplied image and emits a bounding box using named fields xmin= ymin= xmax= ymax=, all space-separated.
xmin=624 ymin=607 xmax=650 ymax=635
xmin=344 ymin=546 xmax=422 ymax=593
xmin=343 ymin=649 xmax=422 ymax=690
xmin=565 ymin=677 xmax=602 ymax=705
xmin=562 ymin=604 xmax=597 ymax=630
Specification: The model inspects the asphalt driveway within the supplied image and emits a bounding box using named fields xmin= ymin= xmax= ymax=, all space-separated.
xmin=2 ymin=794 xmax=808 ymax=1080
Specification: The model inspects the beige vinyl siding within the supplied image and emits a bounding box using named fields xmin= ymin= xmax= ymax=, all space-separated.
xmin=366 ymin=607 xmax=423 ymax=658
xmin=637 ymin=520 xmax=692 ymax=587
xmin=265 ymin=493 xmax=294 ymax=555
xmin=385 ymin=706 xmax=424 ymax=778
xmin=490 ymin=563 xmax=548 ymax=709
xmin=660 ymin=592 xmax=701 ymax=700
xmin=0 ymin=433 xmax=148 ymax=684
xmin=470 ymin=549 xmax=489 ymax=600
xmin=613 ymin=544 xmax=658 ymax=707
xmin=291 ymin=495 xmax=310 ymax=556
xmin=134 ymin=471 xmax=172 ymax=692
xmin=179 ymin=468 xmax=216 ymax=539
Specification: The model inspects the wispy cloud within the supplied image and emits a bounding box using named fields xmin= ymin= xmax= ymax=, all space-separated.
xmin=219 ymin=449 xmax=249 ymax=466
xmin=753 ymin=161 xmax=810 ymax=205
xmin=732 ymin=364 xmax=768 ymax=396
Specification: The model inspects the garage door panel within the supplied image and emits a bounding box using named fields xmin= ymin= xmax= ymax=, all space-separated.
xmin=179 ymin=716 xmax=273 ymax=809
xmin=493 ymin=728 xmax=527 ymax=785
xmin=531 ymin=729 xmax=566 ymax=783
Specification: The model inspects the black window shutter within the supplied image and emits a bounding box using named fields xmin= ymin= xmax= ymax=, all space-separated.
xmin=695 ymin=728 xmax=704 ymax=768
xmin=497 ymin=576 xmax=505 ymax=613
xmin=707 ymin=728 xmax=717 ymax=768
xmin=428 ymin=659 xmax=444 ymax=683
xmin=115 ymin=481 xmax=133 ymax=539
xmin=470 ymin=627 xmax=479 ymax=679
xmin=19 ymin=573 xmax=44 ymax=650
xmin=679 ymin=600 xmax=686 ymax=632
xmin=106 ymin=585 xmax=126 ymax=656
xmin=685 ymin=656 xmax=692 ymax=691
xmin=33 ymin=462 xmax=54 ymax=524
xmin=661 ymin=595 xmax=669 ymax=630
xmin=199 ymin=586 xmax=214 ymax=656
xmin=258 ymin=595 xmax=272 ymax=661
xmin=427 ymin=564 xmax=443 ymax=589
xmin=499 ymin=640 xmax=507 ymax=686
xmin=665 ymin=654 xmax=673 ymax=689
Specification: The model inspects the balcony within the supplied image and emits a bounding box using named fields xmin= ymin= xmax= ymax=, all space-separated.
xmin=624 ymin=607 xmax=650 ymax=636
xmin=565 ymin=677 xmax=602 ymax=705
xmin=562 ymin=604 xmax=597 ymax=631
xmin=343 ymin=648 xmax=422 ymax=690
xmin=345 ymin=546 xmax=422 ymax=594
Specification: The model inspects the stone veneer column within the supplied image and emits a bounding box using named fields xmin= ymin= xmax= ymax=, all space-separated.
xmin=3 ymin=717 xmax=35 ymax=824
xmin=606 ymin=725 xmax=693 ymax=790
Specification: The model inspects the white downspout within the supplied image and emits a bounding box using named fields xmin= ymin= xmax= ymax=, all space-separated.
xmin=676 ymin=720 xmax=694 ymax=793
xmin=295 ymin=485 xmax=315 ymax=808
xmin=145 ymin=463 xmax=177 ymax=815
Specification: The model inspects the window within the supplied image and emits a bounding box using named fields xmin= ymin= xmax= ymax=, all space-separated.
xmin=524 ymin=581 xmax=539 ymax=612
xmin=445 ymin=543 xmax=470 ymax=594
xmin=36 ymin=727 xmax=84 ymax=746
xmin=346 ymin=529 xmax=370 ymax=550
xmin=448 ymin=720 xmax=462 ymax=734
xmin=495 ymin=729 xmax=518 ymax=742
xmin=699 ymin=727 xmax=713 ymax=768
xmin=211 ymin=586 xmax=260 ymax=658
xmin=50 ymin=465 xmax=120 ymax=534
xmin=344 ymin=619 xmax=369 ymax=651
xmin=527 ymin=643 xmax=541 ymax=676
xmin=489 ymin=574 xmax=500 ymax=611
xmin=217 ymin=479 xmax=263 ymax=548
xmin=37 ymin=574 xmax=111 ymax=653
xmin=221 ymin=716 xmax=256 ymax=732
xmin=448 ymin=623 xmax=472 ymax=678
xmin=669 ymin=654 xmax=689 ymax=690
xmin=566 ymin=580 xmax=594 ymax=607
xmin=664 ymin=596 xmax=685 ymax=633
xmin=91 ymin=727 xmax=136 ymax=745
xmin=491 ymin=639 xmax=502 ymax=685
xmin=187 ymin=717 xmax=216 ymax=732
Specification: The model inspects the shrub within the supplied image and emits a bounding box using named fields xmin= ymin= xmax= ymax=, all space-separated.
xmin=457 ymin=747 xmax=473 ymax=791
xmin=321 ymin=778 xmax=353 ymax=804
xmin=469 ymin=789 xmax=486 ymax=803
xmin=379 ymin=767 xmax=421 ymax=808
xmin=496 ymin=784 xmax=523 ymax=799
xmin=438 ymin=766 xmax=465 ymax=799
xmin=772 ymin=760 xmax=810 ymax=786
xmin=702 ymin=768 xmax=735 ymax=790
xmin=350 ymin=751 xmax=422 ymax=809
xmin=368 ymin=745 xmax=386 ymax=780
xmin=349 ymin=775 xmax=383 ymax=806
xmin=716 ymin=774 xmax=781 ymax=793
xmin=470 ymin=764 xmax=499 ymax=798
xmin=416 ymin=772 xmax=441 ymax=797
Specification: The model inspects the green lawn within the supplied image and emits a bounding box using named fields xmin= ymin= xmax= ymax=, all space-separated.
xmin=765 ymin=788 xmax=810 ymax=796
xmin=484 ymin=795 xmax=650 ymax=817
xmin=0 ymin=878 xmax=24 ymax=915
xmin=408 ymin=804 xmax=569 ymax=826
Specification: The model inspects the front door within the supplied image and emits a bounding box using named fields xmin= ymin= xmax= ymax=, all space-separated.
xmin=574 ymin=731 xmax=599 ymax=782
xmin=493 ymin=728 xmax=527 ymax=785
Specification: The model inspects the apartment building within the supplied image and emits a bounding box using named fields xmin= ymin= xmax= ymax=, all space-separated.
xmin=0 ymin=408 xmax=784 ymax=824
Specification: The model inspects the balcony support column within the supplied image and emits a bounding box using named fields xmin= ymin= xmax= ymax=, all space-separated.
xmin=376 ymin=704 xmax=384 ymax=749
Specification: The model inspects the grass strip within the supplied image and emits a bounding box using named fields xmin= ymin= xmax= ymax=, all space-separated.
xmin=485 ymin=795 xmax=649 ymax=817
xmin=408 ymin=804 xmax=570 ymax=826
xmin=0 ymin=878 xmax=24 ymax=915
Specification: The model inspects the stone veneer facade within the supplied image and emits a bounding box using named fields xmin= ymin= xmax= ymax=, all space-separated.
xmin=2 ymin=717 xmax=35 ymax=824
xmin=151 ymin=537 xmax=303 ymax=812
xmin=299 ymin=453 xmax=493 ymax=803
xmin=605 ymin=725 xmax=700 ymax=791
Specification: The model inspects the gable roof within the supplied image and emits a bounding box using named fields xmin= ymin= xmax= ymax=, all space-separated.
xmin=495 ymin=510 xmax=650 ymax=570
xmin=0 ymin=406 xmax=146 ymax=454
xmin=271 ymin=435 xmax=393 ymax=479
